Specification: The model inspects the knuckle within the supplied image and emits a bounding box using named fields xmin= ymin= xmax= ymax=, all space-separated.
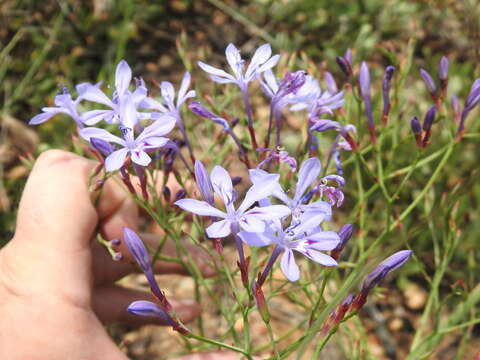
xmin=34 ymin=149 xmax=82 ymax=171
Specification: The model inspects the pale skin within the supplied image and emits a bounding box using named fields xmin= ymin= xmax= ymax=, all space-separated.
xmin=0 ymin=150 xmax=241 ymax=360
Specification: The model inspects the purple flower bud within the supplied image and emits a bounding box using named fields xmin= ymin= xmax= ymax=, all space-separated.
xmin=232 ymin=176 xmax=242 ymax=186
xmin=422 ymin=106 xmax=436 ymax=147
xmin=113 ymin=252 xmax=123 ymax=261
xmin=359 ymin=62 xmax=376 ymax=144
xmin=123 ymin=227 xmax=169 ymax=308
xmin=336 ymin=56 xmax=351 ymax=77
xmin=127 ymin=300 xmax=188 ymax=334
xmin=420 ymin=68 xmax=437 ymax=96
xmin=110 ymin=238 xmax=121 ymax=246
xmin=90 ymin=137 xmax=115 ymax=156
xmin=382 ymin=66 xmax=395 ymax=123
xmin=162 ymin=186 xmax=171 ymax=203
xmin=331 ymin=224 xmax=354 ymax=260
xmin=123 ymin=227 xmax=150 ymax=272
xmin=457 ymin=81 xmax=480 ymax=136
xmin=410 ymin=116 xmax=422 ymax=134
xmin=310 ymin=119 xmax=341 ymax=132
xmin=194 ymin=160 xmax=214 ymax=205
xmin=361 ymin=250 xmax=412 ymax=292
xmin=324 ymin=71 xmax=338 ymax=94
xmin=439 ymin=56 xmax=449 ymax=81
xmin=422 ymin=106 xmax=436 ymax=132
xmin=174 ymin=189 xmax=187 ymax=202
xmin=359 ymin=62 xmax=371 ymax=99
xmin=189 ymin=101 xmax=216 ymax=119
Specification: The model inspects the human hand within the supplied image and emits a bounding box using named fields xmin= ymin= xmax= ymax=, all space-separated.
xmin=0 ymin=150 xmax=235 ymax=360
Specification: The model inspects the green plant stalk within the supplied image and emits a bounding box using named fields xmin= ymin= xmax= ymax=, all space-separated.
xmin=186 ymin=332 xmax=253 ymax=359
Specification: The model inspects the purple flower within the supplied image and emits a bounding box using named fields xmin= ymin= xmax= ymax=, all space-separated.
xmin=331 ymin=224 xmax=354 ymax=260
xmin=324 ymin=71 xmax=338 ymax=94
xmin=410 ymin=116 xmax=422 ymax=147
xmin=439 ymin=56 xmax=449 ymax=81
xmin=80 ymin=60 xmax=157 ymax=127
xmin=159 ymin=72 xmax=196 ymax=113
xmin=79 ymin=114 xmax=176 ymax=171
xmin=336 ymin=49 xmax=353 ymax=78
xmin=352 ymin=250 xmax=412 ymax=310
xmin=175 ymin=165 xmax=291 ymax=238
xmin=123 ymin=228 xmax=169 ymax=307
xmin=238 ymin=214 xmax=340 ymax=282
xmin=289 ymin=76 xmax=344 ymax=114
xmin=194 ymin=160 xmax=214 ymax=205
xmin=29 ymin=84 xmax=89 ymax=127
xmin=457 ymin=78 xmax=480 ymax=136
xmin=90 ymin=137 xmax=115 ymax=156
xmin=420 ymin=68 xmax=437 ymax=97
xmin=198 ymin=43 xmax=280 ymax=91
xmin=257 ymin=147 xmax=297 ymax=172
xmin=251 ymin=158 xmax=333 ymax=220
xmin=362 ymin=250 xmax=412 ymax=292
xmin=359 ymin=61 xmax=376 ymax=144
xmin=127 ymin=301 xmax=188 ymax=334
xmin=422 ymin=106 xmax=436 ymax=147
xmin=382 ymin=66 xmax=395 ymax=123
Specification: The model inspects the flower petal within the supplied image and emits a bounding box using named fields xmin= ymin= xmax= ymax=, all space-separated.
xmin=105 ymin=148 xmax=129 ymax=172
xmin=245 ymin=43 xmax=272 ymax=79
xmin=174 ymin=198 xmax=226 ymax=218
xmin=225 ymin=43 xmax=242 ymax=78
xmin=254 ymin=54 xmax=281 ymax=76
xmin=206 ymin=219 xmax=231 ymax=238
xmin=238 ymin=214 xmax=266 ymax=233
xmin=301 ymin=249 xmax=338 ymax=267
xmin=141 ymin=136 xmax=169 ymax=150
xmin=131 ymin=150 xmax=151 ymax=167
xmin=79 ymin=127 xmax=125 ymax=145
xmin=82 ymin=85 xmax=115 ymax=108
xmin=210 ymin=165 xmax=233 ymax=200
xmin=303 ymin=231 xmax=340 ymax=250
xmin=237 ymin=180 xmax=280 ymax=214
xmin=198 ymin=61 xmax=235 ymax=80
xmin=115 ymin=60 xmax=132 ymax=95
xmin=137 ymin=115 xmax=176 ymax=141
xmin=294 ymin=157 xmax=321 ymax=201
xmin=177 ymin=72 xmax=192 ymax=105
xmin=81 ymin=109 xmax=115 ymax=125
xmin=280 ymin=249 xmax=300 ymax=282
xmin=29 ymin=109 xmax=63 ymax=125
xmin=237 ymin=230 xmax=274 ymax=247
xmin=244 ymin=205 xmax=291 ymax=221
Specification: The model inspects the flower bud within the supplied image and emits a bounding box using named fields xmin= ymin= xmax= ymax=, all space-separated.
xmin=422 ymin=106 xmax=436 ymax=147
xmin=382 ymin=66 xmax=395 ymax=124
xmin=194 ymin=160 xmax=214 ymax=205
xmin=420 ymin=68 xmax=437 ymax=97
xmin=336 ymin=56 xmax=352 ymax=77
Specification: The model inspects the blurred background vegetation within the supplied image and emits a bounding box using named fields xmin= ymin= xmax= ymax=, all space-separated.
xmin=1 ymin=1 xmax=480 ymax=358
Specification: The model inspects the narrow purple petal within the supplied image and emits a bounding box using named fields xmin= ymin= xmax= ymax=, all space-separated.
xmin=194 ymin=160 xmax=214 ymax=205
xmin=29 ymin=109 xmax=62 ymax=125
xmin=237 ymin=230 xmax=274 ymax=247
xmin=115 ymin=60 xmax=132 ymax=95
xmin=131 ymin=150 xmax=151 ymax=167
xmin=280 ymin=249 xmax=300 ymax=282
xmin=420 ymin=68 xmax=437 ymax=94
xmin=105 ymin=148 xmax=129 ymax=172
xmin=294 ymin=157 xmax=321 ymax=201
xmin=174 ymin=198 xmax=226 ymax=218
xmin=197 ymin=61 xmax=235 ymax=80
xmin=79 ymin=127 xmax=125 ymax=146
xmin=206 ymin=219 xmax=232 ymax=238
